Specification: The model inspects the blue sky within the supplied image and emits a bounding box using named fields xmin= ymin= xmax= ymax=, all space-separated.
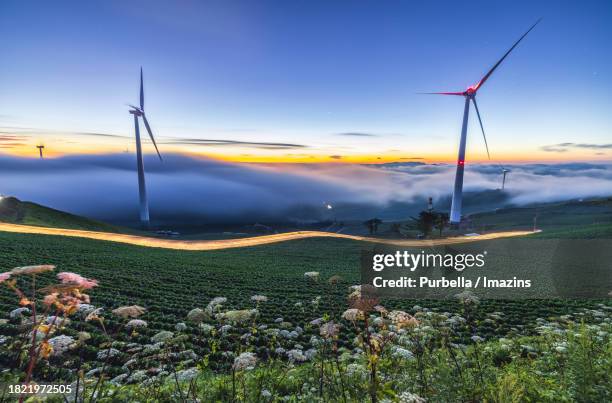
xmin=0 ymin=0 xmax=610 ymax=162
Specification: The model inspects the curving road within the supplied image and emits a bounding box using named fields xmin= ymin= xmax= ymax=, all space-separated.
xmin=0 ymin=222 xmax=533 ymax=251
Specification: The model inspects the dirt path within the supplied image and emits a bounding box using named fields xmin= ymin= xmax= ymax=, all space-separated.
xmin=0 ymin=222 xmax=533 ymax=251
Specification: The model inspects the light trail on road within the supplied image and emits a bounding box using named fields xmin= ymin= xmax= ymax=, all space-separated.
xmin=0 ymin=222 xmax=533 ymax=251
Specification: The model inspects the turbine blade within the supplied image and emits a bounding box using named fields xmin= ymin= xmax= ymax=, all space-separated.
xmin=417 ymin=91 xmax=465 ymax=96
xmin=474 ymin=18 xmax=541 ymax=91
xmin=141 ymin=114 xmax=162 ymax=161
xmin=140 ymin=67 xmax=144 ymax=111
xmin=471 ymin=97 xmax=490 ymax=160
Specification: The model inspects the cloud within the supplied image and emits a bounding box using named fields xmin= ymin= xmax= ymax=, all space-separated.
xmin=74 ymin=131 xmax=127 ymax=139
xmin=565 ymin=143 xmax=612 ymax=149
xmin=0 ymin=126 xmax=307 ymax=150
xmin=0 ymin=133 xmax=29 ymax=149
xmin=329 ymin=155 xmax=343 ymax=160
xmin=541 ymin=143 xmax=612 ymax=153
xmin=0 ymin=154 xmax=611 ymax=226
xmin=541 ymin=145 xmax=569 ymax=153
xmin=335 ymin=132 xmax=378 ymax=137
xmin=162 ymin=138 xmax=307 ymax=150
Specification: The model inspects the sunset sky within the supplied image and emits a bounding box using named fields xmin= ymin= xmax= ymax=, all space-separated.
xmin=0 ymin=0 xmax=610 ymax=164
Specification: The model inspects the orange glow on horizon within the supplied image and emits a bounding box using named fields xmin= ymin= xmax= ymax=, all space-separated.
xmin=2 ymin=143 xmax=608 ymax=166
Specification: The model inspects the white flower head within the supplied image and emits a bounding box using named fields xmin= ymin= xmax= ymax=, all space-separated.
xmin=233 ymin=352 xmax=257 ymax=371
xmin=251 ymin=295 xmax=268 ymax=303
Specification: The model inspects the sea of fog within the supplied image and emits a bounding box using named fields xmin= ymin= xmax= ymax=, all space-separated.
xmin=1 ymin=154 xmax=611 ymax=227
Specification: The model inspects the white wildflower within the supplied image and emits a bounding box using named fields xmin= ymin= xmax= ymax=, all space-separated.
xmin=151 ymin=330 xmax=174 ymax=343
xmin=175 ymin=367 xmax=200 ymax=382
xmin=126 ymin=319 xmax=148 ymax=329
xmin=216 ymin=309 xmax=257 ymax=324
xmin=77 ymin=304 xmax=96 ymax=317
xmin=199 ymin=323 xmax=214 ymax=334
xmin=48 ymin=335 xmax=75 ymax=356
xmin=455 ymin=290 xmax=480 ymax=306
xmin=97 ymin=348 xmax=120 ymax=360
xmin=391 ymin=346 xmax=415 ymax=360
xmin=233 ymin=352 xmax=257 ymax=371
xmin=10 ymin=307 xmax=30 ymax=319
xmin=399 ymin=391 xmax=426 ymax=403
xmin=304 ymin=272 xmax=320 ymax=281
xmin=186 ymin=308 xmax=206 ymax=323
xmin=287 ymin=349 xmax=307 ymax=362
xmin=342 ymin=308 xmax=365 ymax=322
xmin=110 ymin=373 xmax=128 ymax=385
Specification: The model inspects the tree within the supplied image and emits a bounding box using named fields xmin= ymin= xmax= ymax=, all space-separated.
xmin=412 ymin=211 xmax=436 ymax=238
xmin=389 ymin=222 xmax=402 ymax=235
xmin=364 ymin=218 xmax=382 ymax=235
xmin=434 ymin=212 xmax=449 ymax=237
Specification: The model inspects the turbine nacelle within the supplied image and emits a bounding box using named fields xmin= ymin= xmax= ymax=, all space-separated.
xmin=128 ymin=104 xmax=144 ymax=116
xmin=465 ymin=85 xmax=478 ymax=96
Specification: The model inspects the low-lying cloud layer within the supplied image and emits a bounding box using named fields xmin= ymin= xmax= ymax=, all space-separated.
xmin=0 ymin=153 xmax=611 ymax=226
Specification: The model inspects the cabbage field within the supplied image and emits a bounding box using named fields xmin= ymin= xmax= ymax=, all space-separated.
xmin=0 ymin=230 xmax=610 ymax=401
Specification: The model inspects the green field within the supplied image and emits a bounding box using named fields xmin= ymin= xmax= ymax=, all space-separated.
xmin=0 ymin=231 xmax=605 ymax=350
xmin=0 ymin=198 xmax=610 ymax=401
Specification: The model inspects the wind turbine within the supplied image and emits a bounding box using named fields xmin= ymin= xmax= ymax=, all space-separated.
xmin=36 ymin=144 xmax=45 ymax=159
xmin=128 ymin=68 xmax=162 ymax=228
xmin=423 ymin=19 xmax=540 ymax=224
xmin=501 ymin=168 xmax=510 ymax=190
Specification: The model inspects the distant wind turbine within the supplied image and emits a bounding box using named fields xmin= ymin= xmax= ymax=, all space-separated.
xmin=422 ymin=19 xmax=541 ymax=224
xmin=501 ymin=168 xmax=510 ymax=190
xmin=36 ymin=144 xmax=45 ymax=159
xmin=128 ymin=68 xmax=162 ymax=228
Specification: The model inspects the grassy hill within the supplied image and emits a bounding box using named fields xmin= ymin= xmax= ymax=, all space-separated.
xmin=0 ymin=196 xmax=134 ymax=233
xmin=468 ymin=197 xmax=612 ymax=238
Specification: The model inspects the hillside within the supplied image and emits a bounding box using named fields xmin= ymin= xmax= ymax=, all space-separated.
xmin=0 ymin=196 xmax=133 ymax=233
xmin=468 ymin=197 xmax=612 ymax=238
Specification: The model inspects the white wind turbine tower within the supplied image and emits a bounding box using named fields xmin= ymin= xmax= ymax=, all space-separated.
xmin=423 ymin=19 xmax=540 ymax=224
xmin=128 ymin=68 xmax=162 ymax=228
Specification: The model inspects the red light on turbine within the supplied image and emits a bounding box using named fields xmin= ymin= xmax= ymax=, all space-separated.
xmin=458 ymin=160 xmax=465 ymax=166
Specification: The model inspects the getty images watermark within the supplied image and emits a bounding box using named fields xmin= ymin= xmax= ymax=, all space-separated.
xmin=372 ymin=250 xmax=486 ymax=272
xmin=369 ymin=250 xmax=531 ymax=289
xmin=360 ymin=239 xmax=612 ymax=299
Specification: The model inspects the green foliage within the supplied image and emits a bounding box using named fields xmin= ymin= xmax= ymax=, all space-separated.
xmin=364 ymin=218 xmax=383 ymax=235
xmin=412 ymin=210 xmax=449 ymax=238
xmin=15 ymin=310 xmax=609 ymax=402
